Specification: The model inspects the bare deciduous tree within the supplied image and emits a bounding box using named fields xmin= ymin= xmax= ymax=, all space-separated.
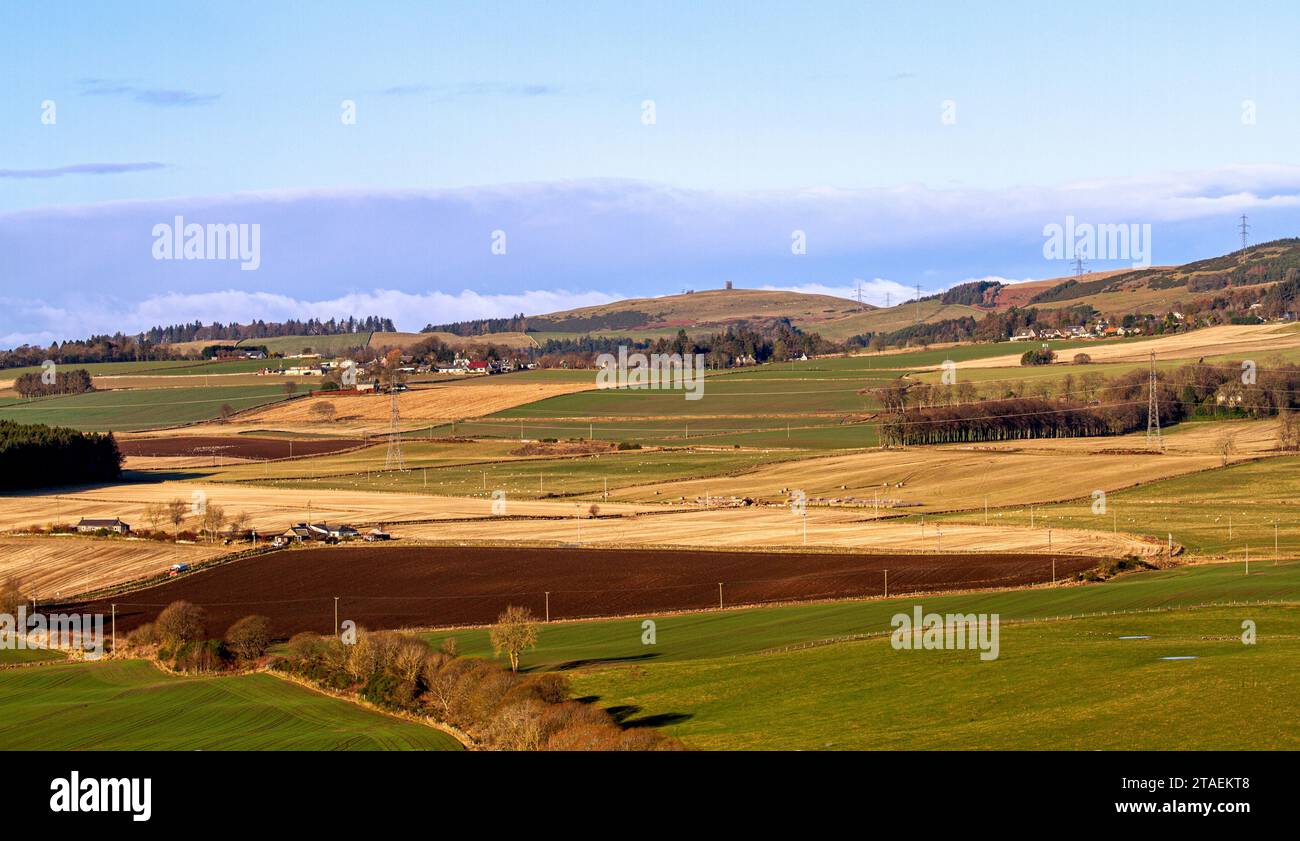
xmin=490 ymin=605 xmax=539 ymax=672
xmin=225 ymin=615 xmax=272 ymax=660
xmin=156 ymin=600 xmax=206 ymax=647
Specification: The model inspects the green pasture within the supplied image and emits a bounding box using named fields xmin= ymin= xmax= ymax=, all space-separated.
xmin=0 ymin=385 xmax=304 ymax=431
xmin=0 ymin=659 xmax=460 ymax=750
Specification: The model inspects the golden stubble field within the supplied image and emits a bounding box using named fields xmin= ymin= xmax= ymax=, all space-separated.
xmin=602 ymin=420 xmax=1283 ymax=510
xmin=395 ymin=507 xmax=1163 ymax=558
xmin=0 ymin=482 xmax=659 ymax=537
xmin=0 ymin=536 xmax=228 ymax=598
xmin=237 ymin=379 xmax=593 ymax=432
xmin=957 ymin=323 xmax=1300 ymax=369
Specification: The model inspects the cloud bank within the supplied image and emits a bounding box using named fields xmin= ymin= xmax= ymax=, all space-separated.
xmin=3 ymin=165 xmax=1299 ymax=346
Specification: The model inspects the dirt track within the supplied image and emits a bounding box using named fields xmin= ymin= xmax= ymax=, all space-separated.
xmin=73 ymin=545 xmax=1098 ymax=637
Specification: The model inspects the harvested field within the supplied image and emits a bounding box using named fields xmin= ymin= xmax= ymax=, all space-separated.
xmin=239 ymin=379 xmax=593 ymax=431
xmin=957 ymin=322 xmax=1300 ymax=369
xmin=0 ymin=536 xmax=229 ymax=598
xmin=370 ymin=330 xmax=538 ymax=350
xmin=601 ymin=438 xmax=1246 ymax=511
xmin=72 ymin=545 xmax=1101 ymax=636
xmin=397 ymin=510 xmax=1162 ymax=557
xmin=117 ymin=435 xmax=364 ymax=460
xmin=0 ymin=481 xmax=657 ymax=536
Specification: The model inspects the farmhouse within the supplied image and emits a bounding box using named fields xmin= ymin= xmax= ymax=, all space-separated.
xmin=76 ymin=517 xmax=131 ymax=534
xmin=273 ymin=522 xmax=360 ymax=546
xmin=1009 ymin=329 xmax=1038 ymax=342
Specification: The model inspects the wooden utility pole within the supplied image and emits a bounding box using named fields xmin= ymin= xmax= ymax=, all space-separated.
xmin=884 ymin=569 xmax=888 ymax=598
xmin=334 ymin=597 xmax=339 ymax=638
xmin=544 ymin=591 xmax=550 ymax=622
xmin=718 ymin=582 xmax=723 ymax=609
xmin=111 ymin=604 xmax=116 ymax=654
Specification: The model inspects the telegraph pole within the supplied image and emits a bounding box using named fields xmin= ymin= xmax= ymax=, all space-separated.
xmin=334 ymin=597 xmax=339 ymax=638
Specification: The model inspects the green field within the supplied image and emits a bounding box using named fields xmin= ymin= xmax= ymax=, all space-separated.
xmin=0 ymin=648 xmax=66 ymax=665
xmin=574 ymin=606 xmax=1299 ymax=749
xmin=0 ymin=385 xmax=305 ymax=431
xmin=415 ymin=415 xmax=879 ymax=450
xmin=0 ymin=659 xmax=460 ymax=750
xmin=420 ymin=560 xmax=1299 ymax=749
xmin=0 ymin=360 xmax=204 ymax=380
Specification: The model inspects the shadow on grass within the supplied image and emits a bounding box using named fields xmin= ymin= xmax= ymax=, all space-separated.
xmin=603 ymin=704 xmax=694 ymax=729
xmin=546 ymin=652 xmax=662 ymax=672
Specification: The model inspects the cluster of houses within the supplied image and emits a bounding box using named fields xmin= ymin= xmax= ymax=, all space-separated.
xmin=71 ymin=515 xmax=390 ymax=547
xmin=1009 ymin=320 xmax=1148 ymax=342
xmin=432 ymin=355 xmax=525 ymax=375
xmin=273 ymin=522 xmax=391 ymax=546
xmin=257 ymin=352 xmax=528 ymax=381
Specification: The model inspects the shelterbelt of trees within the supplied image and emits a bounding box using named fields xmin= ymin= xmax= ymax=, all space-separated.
xmin=13 ymin=368 xmax=94 ymax=398
xmin=0 ymin=316 xmax=396 ymax=371
xmin=879 ymin=361 xmax=1300 ymax=446
xmin=0 ymin=420 xmax=122 ymax=490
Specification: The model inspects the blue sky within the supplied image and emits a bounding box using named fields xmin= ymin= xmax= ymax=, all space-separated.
xmin=3 ymin=1 xmax=1300 ymax=344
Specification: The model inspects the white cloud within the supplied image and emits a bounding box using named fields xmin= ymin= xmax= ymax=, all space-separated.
xmin=0 ymin=288 xmax=623 ymax=348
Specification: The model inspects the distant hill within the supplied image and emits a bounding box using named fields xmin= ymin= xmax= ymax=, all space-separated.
xmin=526 ymin=288 xmax=872 ymax=335
xmin=1002 ymin=239 xmax=1300 ymax=314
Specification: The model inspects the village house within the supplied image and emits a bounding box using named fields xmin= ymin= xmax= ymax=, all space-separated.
xmin=1009 ymin=328 xmax=1038 ymax=342
xmin=76 ymin=517 xmax=131 ymax=535
xmin=273 ymin=522 xmax=360 ymax=546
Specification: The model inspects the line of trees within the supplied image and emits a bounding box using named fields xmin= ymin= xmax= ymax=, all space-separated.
xmin=13 ymin=368 xmax=94 ymax=398
xmin=422 ymin=313 xmax=529 ymax=336
xmin=141 ymin=316 xmax=394 ymax=344
xmin=0 ymin=420 xmax=122 ymax=490
xmin=273 ymin=607 xmax=684 ymax=751
xmin=125 ymin=601 xmax=271 ymax=672
xmin=880 ymin=360 xmax=1300 ymax=446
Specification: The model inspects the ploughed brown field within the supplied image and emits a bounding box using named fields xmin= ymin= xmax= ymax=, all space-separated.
xmin=116 ymin=435 xmax=364 ymax=460
xmin=72 ymin=546 xmax=1098 ymax=637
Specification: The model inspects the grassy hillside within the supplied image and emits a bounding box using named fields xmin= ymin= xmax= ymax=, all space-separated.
xmin=240 ymin=333 xmax=373 ymax=356
xmin=1017 ymin=239 xmax=1300 ymax=314
xmin=529 ymin=288 xmax=871 ymax=333
xmin=0 ymin=659 xmax=460 ymax=750
xmin=369 ymin=331 xmax=538 ymax=350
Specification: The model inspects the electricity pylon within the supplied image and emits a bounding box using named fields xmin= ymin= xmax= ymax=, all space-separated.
xmin=384 ymin=390 xmax=407 ymax=471
xmin=1146 ymin=351 xmax=1163 ymax=452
